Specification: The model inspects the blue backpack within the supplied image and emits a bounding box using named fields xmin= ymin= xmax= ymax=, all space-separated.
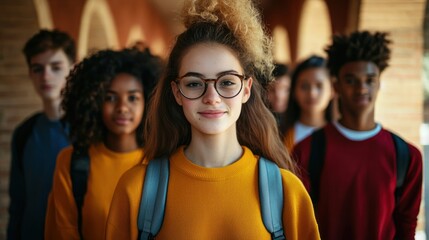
xmin=137 ymin=156 xmax=287 ymax=240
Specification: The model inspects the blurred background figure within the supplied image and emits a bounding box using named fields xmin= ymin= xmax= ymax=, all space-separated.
xmin=282 ymin=55 xmax=333 ymax=151
xmin=7 ymin=29 xmax=75 ymax=240
xmin=267 ymin=63 xmax=291 ymax=114
xmin=267 ymin=63 xmax=291 ymax=131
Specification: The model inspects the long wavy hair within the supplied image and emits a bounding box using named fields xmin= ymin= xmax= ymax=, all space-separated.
xmin=144 ymin=0 xmax=296 ymax=172
xmin=282 ymin=55 xmax=333 ymax=133
xmin=62 ymin=47 xmax=163 ymax=150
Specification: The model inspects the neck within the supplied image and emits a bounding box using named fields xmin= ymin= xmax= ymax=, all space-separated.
xmin=339 ymin=110 xmax=376 ymax=131
xmin=104 ymin=133 xmax=139 ymax=153
xmin=299 ymin=111 xmax=326 ymax=128
xmin=43 ymin=98 xmax=63 ymax=120
xmin=185 ymin=130 xmax=243 ymax=168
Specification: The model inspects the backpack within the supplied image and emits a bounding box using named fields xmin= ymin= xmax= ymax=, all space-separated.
xmin=308 ymin=128 xmax=410 ymax=208
xmin=70 ymin=146 xmax=90 ymax=240
xmin=137 ymin=156 xmax=286 ymax=240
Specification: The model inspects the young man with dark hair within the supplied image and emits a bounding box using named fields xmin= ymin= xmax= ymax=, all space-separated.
xmin=7 ymin=29 xmax=76 ymax=240
xmin=293 ymin=31 xmax=422 ymax=240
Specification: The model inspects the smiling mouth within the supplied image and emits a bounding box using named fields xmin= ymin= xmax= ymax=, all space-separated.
xmin=41 ymin=85 xmax=54 ymax=91
xmin=198 ymin=111 xmax=226 ymax=119
xmin=114 ymin=118 xmax=131 ymax=125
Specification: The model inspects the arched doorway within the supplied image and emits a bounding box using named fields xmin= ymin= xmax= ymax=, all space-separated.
xmin=297 ymin=0 xmax=332 ymax=60
xmin=33 ymin=0 xmax=53 ymax=29
xmin=78 ymin=0 xmax=119 ymax=59
xmin=272 ymin=25 xmax=291 ymax=64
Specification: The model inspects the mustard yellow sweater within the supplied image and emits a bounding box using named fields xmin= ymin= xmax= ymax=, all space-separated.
xmin=106 ymin=146 xmax=320 ymax=240
xmin=45 ymin=144 xmax=144 ymax=240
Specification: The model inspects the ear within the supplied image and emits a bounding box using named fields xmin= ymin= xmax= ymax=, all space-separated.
xmin=241 ymin=77 xmax=253 ymax=103
xmin=171 ymin=81 xmax=183 ymax=106
xmin=328 ymin=78 xmax=335 ymax=100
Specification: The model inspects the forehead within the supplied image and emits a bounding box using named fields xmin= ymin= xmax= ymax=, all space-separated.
xmin=109 ymin=73 xmax=143 ymax=89
xmin=179 ymin=43 xmax=243 ymax=76
xmin=339 ymin=61 xmax=380 ymax=77
xmin=29 ymin=49 xmax=72 ymax=66
xmin=297 ymin=68 xmax=328 ymax=81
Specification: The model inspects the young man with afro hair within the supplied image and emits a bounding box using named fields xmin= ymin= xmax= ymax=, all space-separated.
xmin=293 ymin=31 xmax=422 ymax=240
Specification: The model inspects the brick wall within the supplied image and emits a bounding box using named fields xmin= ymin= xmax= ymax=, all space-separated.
xmin=359 ymin=0 xmax=426 ymax=234
xmin=0 ymin=0 xmax=41 ymax=239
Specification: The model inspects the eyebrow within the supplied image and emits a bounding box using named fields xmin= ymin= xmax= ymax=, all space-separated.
xmin=30 ymin=61 xmax=65 ymax=68
xmin=343 ymin=73 xmax=378 ymax=78
xmin=106 ymin=89 xmax=143 ymax=94
xmin=180 ymin=70 xmax=241 ymax=78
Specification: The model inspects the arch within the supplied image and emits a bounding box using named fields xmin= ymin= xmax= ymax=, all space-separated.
xmin=78 ymin=0 xmax=119 ymax=59
xmin=272 ymin=26 xmax=291 ymax=64
xmin=33 ymin=0 xmax=54 ymax=29
xmin=297 ymin=0 xmax=332 ymax=60
xmin=126 ymin=25 xmax=146 ymax=47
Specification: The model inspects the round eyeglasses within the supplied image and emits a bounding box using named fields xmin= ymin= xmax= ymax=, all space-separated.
xmin=175 ymin=73 xmax=247 ymax=100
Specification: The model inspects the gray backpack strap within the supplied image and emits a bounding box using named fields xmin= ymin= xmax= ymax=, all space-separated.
xmin=137 ymin=157 xmax=169 ymax=240
xmin=259 ymin=157 xmax=286 ymax=240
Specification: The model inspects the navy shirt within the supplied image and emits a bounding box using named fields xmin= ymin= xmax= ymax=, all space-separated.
xmin=7 ymin=113 xmax=69 ymax=240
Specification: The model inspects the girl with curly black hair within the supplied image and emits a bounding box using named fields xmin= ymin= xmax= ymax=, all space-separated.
xmin=45 ymin=47 xmax=163 ymax=240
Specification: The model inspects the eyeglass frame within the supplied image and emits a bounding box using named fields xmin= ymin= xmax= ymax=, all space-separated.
xmin=174 ymin=73 xmax=248 ymax=100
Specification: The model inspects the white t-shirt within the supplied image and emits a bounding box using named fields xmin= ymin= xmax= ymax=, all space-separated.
xmin=333 ymin=121 xmax=382 ymax=141
xmin=294 ymin=121 xmax=318 ymax=144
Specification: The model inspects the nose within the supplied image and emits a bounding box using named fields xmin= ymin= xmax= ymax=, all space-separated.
xmin=356 ymin=81 xmax=369 ymax=94
xmin=202 ymin=82 xmax=221 ymax=104
xmin=116 ymin=97 xmax=129 ymax=113
xmin=309 ymin=86 xmax=319 ymax=98
xmin=42 ymin=67 xmax=53 ymax=81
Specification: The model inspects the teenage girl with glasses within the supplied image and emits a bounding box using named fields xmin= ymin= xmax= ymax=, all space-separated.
xmin=106 ymin=0 xmax=320 ymax=239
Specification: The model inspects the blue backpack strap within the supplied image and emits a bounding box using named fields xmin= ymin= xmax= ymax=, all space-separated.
xmin=138 ymin=157 xmax=169 ymax=240
xmin=259 ymin=157 xmax=286 ymax=240
xmin=390 ymin=132 xmax=410 ymax=203
xmin=70 ymin=146 xmax=90 ymax=240
xmin=308 ymin=128 xmax=326 ymax=208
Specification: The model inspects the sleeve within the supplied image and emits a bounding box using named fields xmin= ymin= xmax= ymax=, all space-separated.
xmin=44 ymin=193 xmax=56 ymax=239
xmin=106 ymin=166 xmax=146 ymax=240
xmin=281 ymin=170 xmax=320 ymax=240
xmin=45 ymin=147 xmax=80 ymax=240
xmin=7 ymin=130 xmax=25 ymax=240
xmin=393 ymin=144 xmax=423 ymax=240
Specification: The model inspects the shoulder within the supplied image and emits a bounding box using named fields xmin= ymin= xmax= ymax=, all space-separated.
xmin=385 ymin=130 xmax=422 ymax=159
xmin=280 ymin=170 xmax=305 ymax=188
xmin=55 ymin=146 xmax=74 ymax=172
xmin=279 ymin=169 xmax=314 ymax=208
xmin=12 ymin=112 xmax=43 ymax=140
xmin=117 ymin=163 xmax=148 ymax=192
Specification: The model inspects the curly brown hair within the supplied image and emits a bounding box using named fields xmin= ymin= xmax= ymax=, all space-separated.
xmin=325 ymin=31 xmax=392 ymax=77
xmin=62 ymin=47 xmax=163 ymax=150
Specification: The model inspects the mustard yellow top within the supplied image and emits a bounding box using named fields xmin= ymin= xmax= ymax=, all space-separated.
xmin=106 ymin=146 xmax=320 ymax=240
xmin=45 ymin=144 xmax=144 ymax=240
